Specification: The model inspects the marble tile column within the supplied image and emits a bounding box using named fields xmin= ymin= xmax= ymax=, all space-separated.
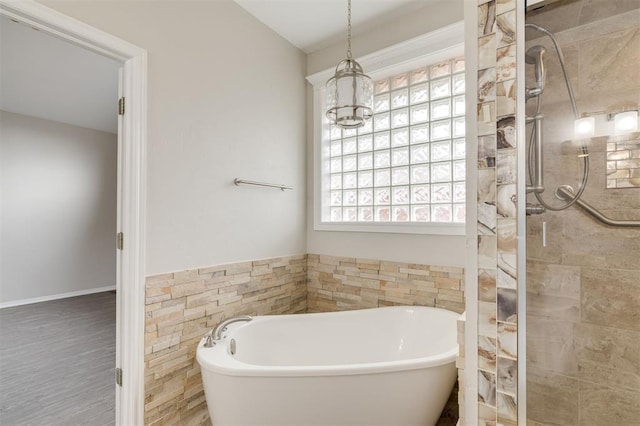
xmin=476 ymin=0 xmax=519 ymax=424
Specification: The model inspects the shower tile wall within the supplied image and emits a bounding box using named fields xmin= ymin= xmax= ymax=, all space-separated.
xmin=477 ymin=0 xmax=520 ymax=424
xmin=605 ymin=133 xmax=640 ymax=188
xmin=144 ymin=255 xmax=307 ymax=425
xmin=525 ymin=2 xmax=640 ymax=425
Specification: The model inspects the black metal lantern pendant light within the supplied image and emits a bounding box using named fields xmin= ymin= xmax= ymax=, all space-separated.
xmin=325 ymin=0 xmax=374 ymax=129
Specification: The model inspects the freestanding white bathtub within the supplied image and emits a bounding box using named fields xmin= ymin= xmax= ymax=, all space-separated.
xmin=197 ymin=306 xmax=459 ymax=426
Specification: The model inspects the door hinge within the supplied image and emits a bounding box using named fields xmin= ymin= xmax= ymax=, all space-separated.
xmin=115 ymin=367 xmax=123 ymax=386
xmin=117 ymin=232 xmax=124 ymax=250
xmin=118 ymin=97 xmax=125 ymax=115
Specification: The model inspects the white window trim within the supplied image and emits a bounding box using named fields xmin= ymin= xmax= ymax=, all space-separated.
xmin=307 ymin=21 xmax=465 ymax=235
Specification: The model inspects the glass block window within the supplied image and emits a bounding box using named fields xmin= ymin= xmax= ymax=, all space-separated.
xmin=322 ymin=57 xmax=466 ymax=224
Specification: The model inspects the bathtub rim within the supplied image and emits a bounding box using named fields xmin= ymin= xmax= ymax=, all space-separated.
xmin=196 ymin=306 xmax=460 ymax=378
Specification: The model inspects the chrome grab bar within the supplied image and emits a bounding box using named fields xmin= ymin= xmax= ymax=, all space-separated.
xmin=526 ymin=114 xmax=545 ymax=195
xmin=203 ymin=315 xmax=253 ymax=348
xmin=556 ymin=186 xmax=640 ymax=228
xmin=234 ymin=178 xmax=292 ymax=191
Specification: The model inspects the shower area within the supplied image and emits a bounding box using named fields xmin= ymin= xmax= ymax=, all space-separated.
xmin=524 ymin=0 xmax=640 ymax=424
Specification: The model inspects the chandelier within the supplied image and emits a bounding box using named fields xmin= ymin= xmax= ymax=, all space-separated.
xmin=325 ymin=0 xmax=373 ymax=129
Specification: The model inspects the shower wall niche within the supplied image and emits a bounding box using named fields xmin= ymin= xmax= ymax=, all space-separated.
xmin=525 ymin=1 xmax=640 ymax=424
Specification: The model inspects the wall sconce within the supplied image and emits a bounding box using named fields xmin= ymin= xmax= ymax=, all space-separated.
xmin=574 ymin=116 xmax=595 ymax=138
xmin=611 ymin=110 xmax=639 ymax=134
xmin=575 ymin=108 xmax=639 ymax=139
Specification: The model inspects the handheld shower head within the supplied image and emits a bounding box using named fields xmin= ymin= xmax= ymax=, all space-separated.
xmin=525 ymin=45 xmax=546 ymax=65
xmin=526 ymin=45 xmax=547 ymax=93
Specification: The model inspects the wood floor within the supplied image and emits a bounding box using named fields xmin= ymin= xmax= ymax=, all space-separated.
xmin=0 ymin=292 xmax=116 ymax=426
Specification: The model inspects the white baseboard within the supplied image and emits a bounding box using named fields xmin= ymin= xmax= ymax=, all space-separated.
xmin=0 ymin=285 xmax=116 ymax=309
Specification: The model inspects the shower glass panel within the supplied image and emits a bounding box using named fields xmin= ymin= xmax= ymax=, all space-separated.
xmin=525 ymin=1 xmax=640 ymax=424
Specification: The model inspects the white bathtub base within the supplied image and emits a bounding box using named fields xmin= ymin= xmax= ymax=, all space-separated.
xmin=202 ymin=364 xmax=456 ymax=426
xmin=197 ymin=306 xmax=460 ymax=426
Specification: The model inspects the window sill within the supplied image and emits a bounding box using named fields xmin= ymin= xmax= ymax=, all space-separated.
xmin=314 ymin=221 xmax=465 ymax=236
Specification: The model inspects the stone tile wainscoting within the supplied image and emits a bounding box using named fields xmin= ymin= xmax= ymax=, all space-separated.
xmin=307 ymin=254 xmax=465 ymax=314
xmin=144 ymin=255 xmax=307 ymax=425
xmin=144 ymin=253 xmax=465 ymax=425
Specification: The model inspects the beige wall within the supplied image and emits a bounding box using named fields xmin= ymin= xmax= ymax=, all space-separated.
xmin=0 ymin=111 xmax=117 ymax=304
xmin=41 ymin=0 xmax=308 ymax=276
xmin=525 ymin=3 xmax=640 ymax=425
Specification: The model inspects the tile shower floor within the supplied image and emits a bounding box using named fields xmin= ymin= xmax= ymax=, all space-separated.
xmin=0 ymin=292 xmax=116 ymax=426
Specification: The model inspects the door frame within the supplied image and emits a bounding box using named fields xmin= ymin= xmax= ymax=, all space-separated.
xmin=0 ymin=1 xmax=147 ymax=424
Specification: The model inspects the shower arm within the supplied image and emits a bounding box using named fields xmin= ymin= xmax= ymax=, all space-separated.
xmin=556 ymin=186 xmax=640 ymax=227
xmin=525 ymin=23 xmax=579 ymax=119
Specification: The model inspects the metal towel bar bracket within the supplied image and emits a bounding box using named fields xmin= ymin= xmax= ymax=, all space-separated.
xmin=234 ymin=178 xmax=292 ymax=191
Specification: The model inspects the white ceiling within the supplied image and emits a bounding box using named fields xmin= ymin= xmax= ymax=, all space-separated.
xmin=233 ymin=0 xmax=438 ymax=53
xmin=0 ymin=16 xmax=120 ymax=134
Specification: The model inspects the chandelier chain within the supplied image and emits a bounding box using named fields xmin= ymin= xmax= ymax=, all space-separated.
xmin=346 ymin=0 xmax=352 ymax=59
